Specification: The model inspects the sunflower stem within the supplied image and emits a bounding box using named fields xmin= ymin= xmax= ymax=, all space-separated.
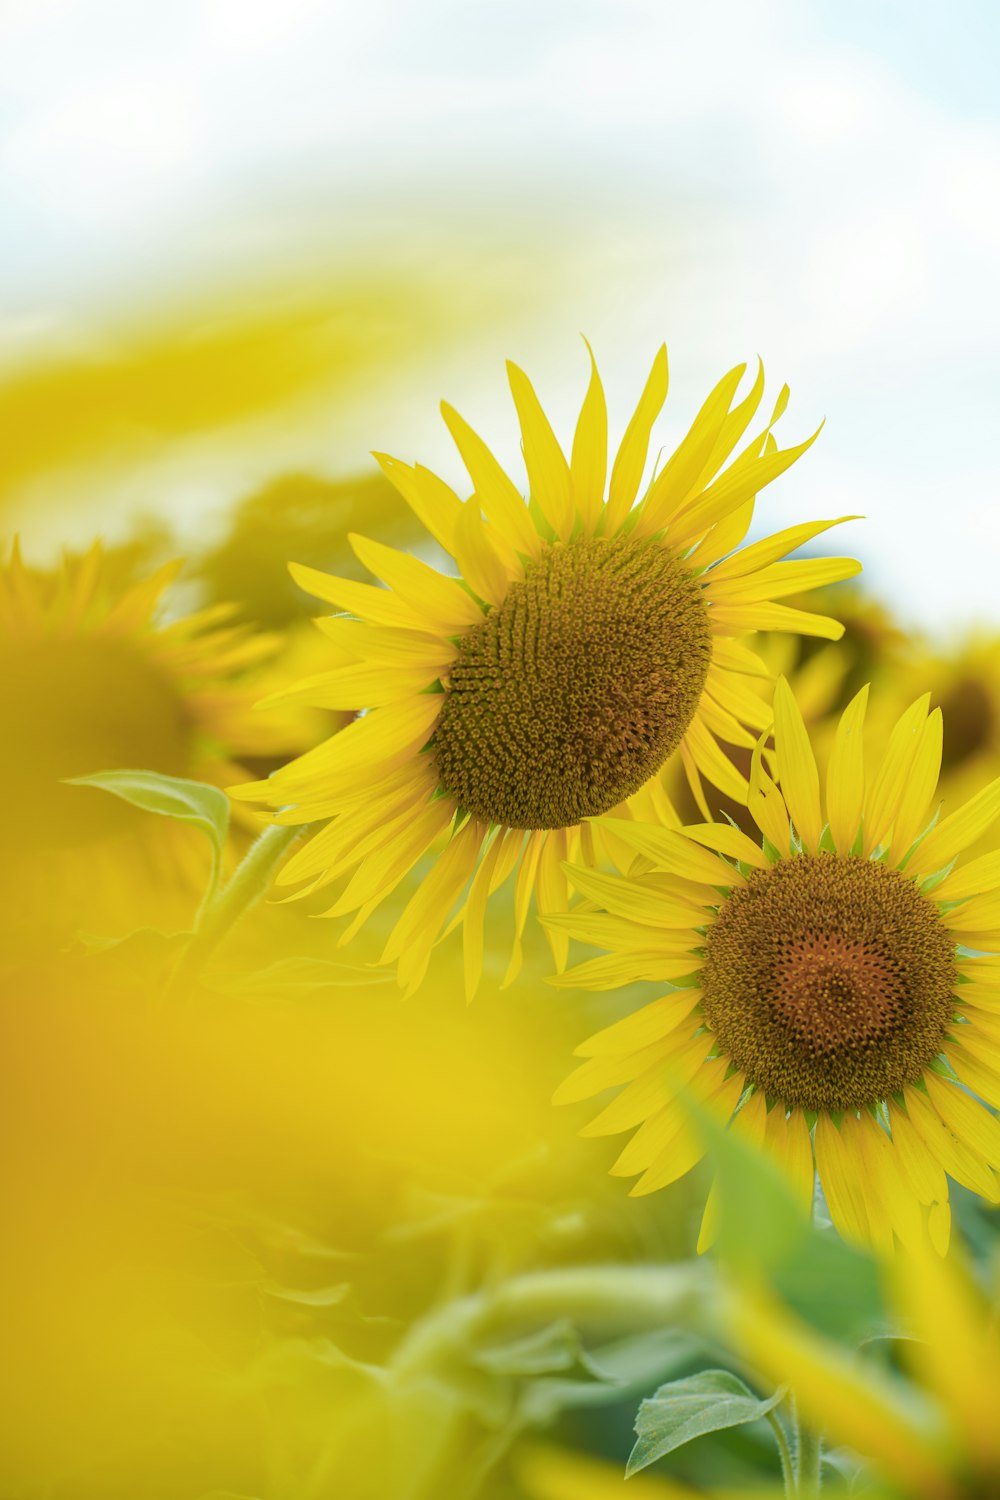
xmin=765 ymin=1408 xmax=796 ymax=1500
xmin=793 ymin=1399 xmax=822 ymax=1496
xmin=390 ymin=1263 xmax=712 ymax=1379
xmin=164 ymin=821 xmax=308 ymax=998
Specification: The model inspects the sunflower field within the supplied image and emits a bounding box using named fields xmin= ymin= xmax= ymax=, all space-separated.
xmin=4 ymin=6 xmax=1000 ymax=1500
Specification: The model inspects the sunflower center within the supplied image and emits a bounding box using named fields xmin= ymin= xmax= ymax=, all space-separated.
xmin=0 ymin=638 xmax=192 ymax=851
xmin=700 ymin=854 xmax=957 ymax=1112
xmin=431 ymin=536 xmax=712 ymax=830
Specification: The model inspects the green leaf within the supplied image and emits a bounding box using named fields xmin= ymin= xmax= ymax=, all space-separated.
xmin=518 ymin=1330 xmax=706 ymax=1428
xmin=65 ymin=769 xmax=230 ymax=912
xmin=473 ymin=1320 xmax=612 ymax=1382
xmin=627 ymin=1369 xmax=786 ymax=1477
xmin=65 ymin=768 xmax=230 ymax=854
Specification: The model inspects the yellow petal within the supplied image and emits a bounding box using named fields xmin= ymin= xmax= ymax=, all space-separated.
xmin=903 ymin=1084 xmax=1000 ymax=1202
xmin=636 ymin=363 xmax=749 ymax=534
xmin=709 ymin=600 xmax=845 ymax=640
xmin=569 ymin=339 xmax=608 ymax=534
xmin=694 ymin=692 xmax=757 ymax=751
xmin=615 ymin=1054 xmax=736 ymax=1177
xmin=580 ymin=1033 xmax=709 ymax=1138
xmin=943 ymin=891 xmax=1000 ymax=932
xmin=349 ymin=533 xmax=485 ymax=631
xmin=851 ymin=1112 xmax=919 ymax=1253
xmin=686 ymin=506 xmax=756 ymax=579
xmin=561 ymin=864 xmax=707 ymax=926
xmin=814 ymin=1113 xmax=869 ymax=1245
xmin=707 ymin=515 xmax=860 ymax=584
xmin=703 ymin=665 xmax=773 ymax=732
xmin=887 ymin=708 xmax=943 ymax=863
xmin=258 ymin=662 xmax=439 ymax=711
xmin=683 ymin=714 xmax=751 ymax=803
xmin=934 ymin=849 xmax=1000 ymax=903
xmin=542 ymin=909 xmax=701 ymax=955
xmin=265 ymin=694 xmax=441 ymax=799
xmin=325 ymin=798 xmax=455 ymax=916
xmin=373 ymin=452 xmax=462 ymax=555
xmin=315 ymin=617 xmax=456 ymax=670
xmin=861 ymin=694 xmax=930 ymax=853
xmin=773 ymin=677 xmax=822 ymax=851
xmin=669 ymin=423 xmax=823 ymax=549
xmin=507 ymin=361 xmax=574 ymax=539
xmin=680 ymin=821 xmax=770 ymax=869
xmin=278 ymin=775 xmax=432 ymax=887
xmin=536 ymin=827 xmax=571 ymax=970
xmin=593 ymin=817 xmax=738 ymax=885
xmin=500 ymin=828 xmax=545 ymax=990
xmin=556 ymin=1035 xmax=684 ymax=1106
xmin=748 ymin=728 xmax=790 ymax=853
xmin=573 ymin=991 xmax=702 ymax=1057
xmin=925 ymin=1070 xmax=1000 ymax=1168
xmin=547 ymin=952 xmax=701 ymax=990
xmin=826 ymin=684 xmax=869 ymax=855
xmin=439 ymin=401 xmax=540 ymax=557
xmin=687 ymin=358 xmax=766 ymax=500
xmin=711 ymin=638 xmax=770 ymax=677
xmin=462 ymin=829 xmax=509 ymax=1001
xmin=912 ymin=772 xmax=1000 ymax=876
xmin=384 ymin=816 xmax=484 ymax=969
xmin=763 ymin=1104 xmax=816 ymax=1218
xmin=680 ymin=741 xmax=713 ymax=822
xmin=288 ymin=562 xmax=427 ymax=630
xmin=452 ymin=500 xmax=519 ymax=608
xmin=888 ymin=1103 xmax=948 ymax=1207
xmin=706 ymin=555 xmax=861 ymax=605
xmin=604 ymin=344 xmax=669 ymax=532
xmin=392 ymin=822 xmax=485 ymax=996
xmin=630 ymin=1066 xmax=744 ymax=1194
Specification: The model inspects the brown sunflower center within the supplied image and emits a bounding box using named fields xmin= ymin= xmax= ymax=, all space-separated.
xmin=0 ymin=637 xmax=192 ymax=851
xmin=700 ymin=854 xmax=957 ymax=1112
xmin=431 ymin=536 xmax=712 ymax=830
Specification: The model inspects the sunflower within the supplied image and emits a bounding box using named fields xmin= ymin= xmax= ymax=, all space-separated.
xmin=235 ymin=347 xmax=859 ymax=997
xmin=0 ymin=541 xmax=317 ymax=952
xmin=727 ymin=1245 xmax=1000 ymax=1500
xmin=550 ymin=677 xmax=1000 ymax=1256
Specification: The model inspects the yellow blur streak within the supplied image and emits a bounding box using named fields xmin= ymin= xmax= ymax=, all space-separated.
xmin=516 ymin=1443 xmax=786 ymax=1500
xmin=0 ymin=264 xmax=493 ymax=505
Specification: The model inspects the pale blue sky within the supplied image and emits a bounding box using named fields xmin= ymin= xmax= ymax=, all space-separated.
xmin=2 ymin=0 xmax=999 ymax=631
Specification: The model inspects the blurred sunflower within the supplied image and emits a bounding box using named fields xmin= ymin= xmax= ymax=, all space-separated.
xmin=868 ymin=632 xmax=1000 ymax=864
xmin=728 ymin=1246 xmax=1000 ymax=1500
xmin=0 ymin=541 xmax=318 ymax=951
xmin=551 ymin=678 xmax=1000 ymax=1255
xmin=235 ymin=348 xmax=859 ymax=997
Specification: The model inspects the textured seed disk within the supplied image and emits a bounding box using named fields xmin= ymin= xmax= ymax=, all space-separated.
xmin=432 ymin=537 xmax=712 ymax=830
xmin=701 ymin=854 xmax=957 ymax=1112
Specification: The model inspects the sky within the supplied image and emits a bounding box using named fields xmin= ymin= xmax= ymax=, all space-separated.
xmin=2 ymin=0 xmax=999 ymax=631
